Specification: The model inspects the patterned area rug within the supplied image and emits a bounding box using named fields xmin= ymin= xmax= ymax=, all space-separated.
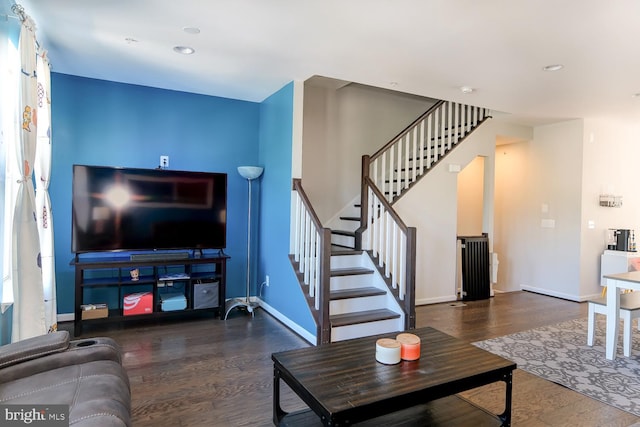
xmin=473 ymin=317 xmax=640 ymax=417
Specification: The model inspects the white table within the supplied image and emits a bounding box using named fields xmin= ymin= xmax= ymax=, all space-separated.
xmin=604 ymin=271 xmax=640 ymax=360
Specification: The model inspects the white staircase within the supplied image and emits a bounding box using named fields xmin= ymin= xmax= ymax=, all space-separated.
xmin=291 ymin=100 xmax=491 ymax=345
xmin=329 ymin=251 xmax=404 ymax=342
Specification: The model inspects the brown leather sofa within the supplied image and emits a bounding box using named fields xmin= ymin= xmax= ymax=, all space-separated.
xmin=0 ymin=330 xmax=130 ymax=426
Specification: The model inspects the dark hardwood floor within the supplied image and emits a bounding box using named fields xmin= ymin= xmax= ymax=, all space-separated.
xmin=62 ymin=291 xmax=640 ymax=426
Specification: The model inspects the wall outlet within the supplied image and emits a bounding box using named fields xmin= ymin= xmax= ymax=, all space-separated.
xmin=266 ymin=275 xmax=270 ymax=287
xmin=160 ymin=155 xmax=169 ymax=168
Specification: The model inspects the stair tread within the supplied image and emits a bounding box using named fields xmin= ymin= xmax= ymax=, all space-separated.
xmin=331 ymin=247 xmax=361 ymax=256
xmin=339 ymin=216 xmax=360 ymax=221
xmin=331 ymin=267 xmax=373 ymax=277
xmin=331 ymin=229 xmax=356 ymax=237
xmin=331 ymin=308 xmax=401 ymax=327
xmin=330 ymin=286 xmax=386 ymax=300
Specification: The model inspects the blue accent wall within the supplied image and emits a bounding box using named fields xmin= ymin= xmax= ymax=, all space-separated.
xmin=0 ymin=17 xmax=314 ymax=336
xmin=258 ymin=83 xmax=315 ymax=336
xmin=50 ymin=74 xmax=260 ymax=313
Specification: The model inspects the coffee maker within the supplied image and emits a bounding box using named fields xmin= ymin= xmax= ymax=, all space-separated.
xmin=607 ymin=229 xmax=635 ymax=251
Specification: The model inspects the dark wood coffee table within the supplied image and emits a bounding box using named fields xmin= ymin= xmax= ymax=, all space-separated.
xmin=272 ymin=327 xmax=516 ymax=426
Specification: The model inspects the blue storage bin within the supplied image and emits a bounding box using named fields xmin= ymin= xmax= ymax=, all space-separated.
xmin=159 ymin=292 xmax=187 ymax=311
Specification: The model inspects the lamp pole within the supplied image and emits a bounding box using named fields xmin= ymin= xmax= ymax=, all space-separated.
xmin=244 ymin=176 xmax=253 ymax=304
xmin=224 ymin=166 xmax=263 ymax=319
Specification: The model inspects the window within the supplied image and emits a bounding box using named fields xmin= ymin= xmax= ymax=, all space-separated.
xmin=1 ymin=36 xmax=19 ymax=308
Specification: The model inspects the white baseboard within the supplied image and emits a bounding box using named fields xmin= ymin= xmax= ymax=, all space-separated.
xmin=416 ymin=294 xmax=458 ymax=305
xmin=58 ymin=313 xmax=74 ymax=322
xmin=520 ymin=285 xmax=581 ymax=302
xmin=256 ymin=298 xmax=316 ymax=345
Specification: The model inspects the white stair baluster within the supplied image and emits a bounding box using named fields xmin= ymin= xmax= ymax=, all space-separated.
xmin=440 ymin=105 xmax=446 ymax=157
xmin=433 ymin=109 xmax=439 ymax=163
xmin=447 ymin=101 xmax=453 ymax=150
xmin=419 ymin=119 xmax=425 ymax=176
xmin=392 ymin=223 xmax=398 ymax=289
xmin=294 ymin=193 xmax=301 ymax=263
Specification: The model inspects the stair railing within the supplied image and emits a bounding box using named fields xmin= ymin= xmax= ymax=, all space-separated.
xmin=359 ymin=172 xmax=416 ymax=329
xmin=291 ymin=179 xmax=332 ymax=345
xmin=369 ymin=100 xmax=491 ymax=203
xmin=358 ymin=100 xmax=491 ymax=330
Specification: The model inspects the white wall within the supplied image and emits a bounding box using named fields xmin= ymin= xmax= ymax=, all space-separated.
xmin=457 ymin=156 xmax=485 ymax=236
xmin=580 ymin=118 xmax=640 ymax=298
xmin=513 ymin=121 xmax=585 ymax=299
xmin=394 ymin=121 xmax=504 ymax=304
xmin=494 ymin=140 xmax=530 ymax=292
xmin=493 ymin=118 xmax=640 ymax=301
xmin=302 ymin=82 xmax=435 ymax=223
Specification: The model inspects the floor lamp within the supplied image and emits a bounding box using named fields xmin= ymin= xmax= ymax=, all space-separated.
xmin=224 ymin=166 xmax=264 ymax=319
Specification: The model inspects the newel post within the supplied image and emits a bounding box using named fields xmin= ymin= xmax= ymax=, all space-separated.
xmin=319 ymin=227 xmax=332 ymax=345
xmin=356 ymin=155 xmax=370 ymax=251
xmin=405 ymin=227 xmax=417 ymax=329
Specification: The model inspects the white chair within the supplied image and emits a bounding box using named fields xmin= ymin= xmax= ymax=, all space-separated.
xmin=587 ymin=292 xmax=640 ymax=357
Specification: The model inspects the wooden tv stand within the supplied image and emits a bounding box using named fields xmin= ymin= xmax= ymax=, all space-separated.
xmin=72 ymin=253 xmax=228 ymax=336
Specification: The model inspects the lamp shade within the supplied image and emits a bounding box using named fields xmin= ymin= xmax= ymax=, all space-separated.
xmin=237 ymin=166 xmax=264 ymax=180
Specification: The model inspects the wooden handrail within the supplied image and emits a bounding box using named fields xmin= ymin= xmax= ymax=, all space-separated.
xmin=291 ymin=178 xmax=331 ymax=345
xmin=366 ymin=102 xmax=491 ymax=206
xmin=292 ymin=178 xmax=324 ymax=231
xmin=370 ymin=100 xmax=445 ymax=161
xmin=363 ymin=175 xmax=409 ymax=232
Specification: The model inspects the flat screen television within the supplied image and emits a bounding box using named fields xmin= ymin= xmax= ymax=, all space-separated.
xmin=72 ymin=165 xmax=227 ymax=253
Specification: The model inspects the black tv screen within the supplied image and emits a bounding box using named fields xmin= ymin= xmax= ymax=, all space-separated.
xmin=72 ymin=165 xmax=227 ymax=253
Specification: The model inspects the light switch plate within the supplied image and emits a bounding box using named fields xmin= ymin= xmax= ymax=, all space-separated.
xmin=541 ymin=219 xmax=555 ymax=228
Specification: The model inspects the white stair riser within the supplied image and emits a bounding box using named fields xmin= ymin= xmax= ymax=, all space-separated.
xmin=331 ymin=317 xmax=405 ymax=342
xmin=330 ymin=295 xmax=387 ymax=315
xmin=330 ymin=254 xmax=365 ymax=269
xmin=330 ymin=274 xmax=375 ymax=290
xmin=337 ymin=219 xmax=359 ymax=233
xmin=330 ymin=265 xmax=390 ymax=291
xmin=331 ymin=234 xmax=355 ymax=247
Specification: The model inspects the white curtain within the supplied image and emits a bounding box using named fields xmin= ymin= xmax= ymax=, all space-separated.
xmin=35 ymin=51 xmax=57 ymax=333
xmin=11 ymin=17 xmax=46 ymax=341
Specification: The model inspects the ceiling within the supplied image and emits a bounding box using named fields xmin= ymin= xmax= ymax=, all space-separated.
xmin=16 ymin=0 xmax=640 ymax=126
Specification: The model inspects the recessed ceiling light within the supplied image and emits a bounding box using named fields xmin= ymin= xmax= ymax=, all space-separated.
xmin=543 ymin=64 xmax=564 ymax=72
xmin=460 ymin=86 xmax=474 ymax=94
xmin=183 ymin=27 xmax=200 ymax=35
xmin=173 ymin=46 xmax=195 ymax=55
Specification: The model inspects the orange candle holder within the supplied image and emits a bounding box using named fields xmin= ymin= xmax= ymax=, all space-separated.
xmin=396 ymin=333 xmax=421 ymax=361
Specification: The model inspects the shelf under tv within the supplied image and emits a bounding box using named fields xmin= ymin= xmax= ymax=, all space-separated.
xmin=72 ymin=253 xmax=228 ymax=336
